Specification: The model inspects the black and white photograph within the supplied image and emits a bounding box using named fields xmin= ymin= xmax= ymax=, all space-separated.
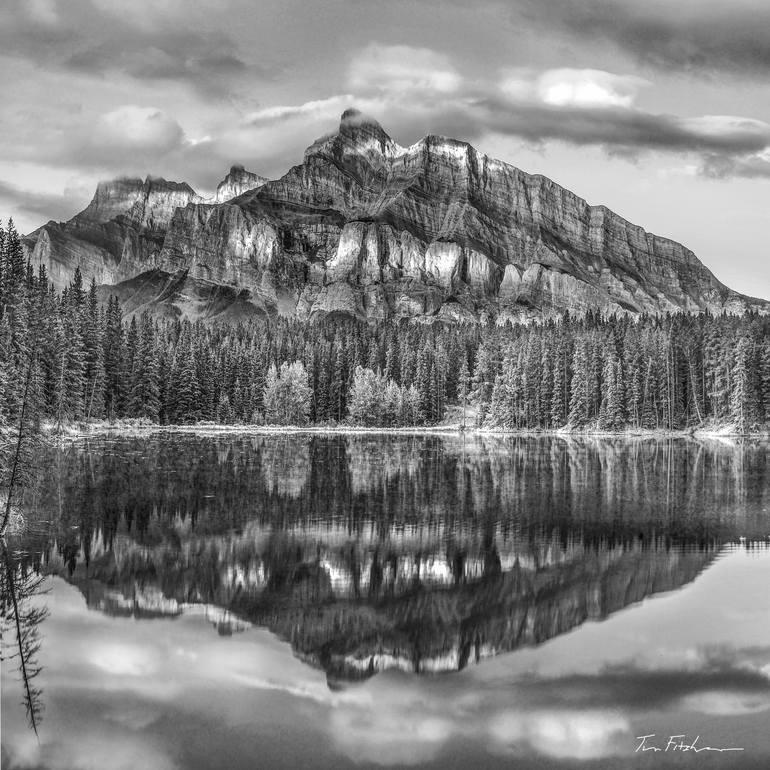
xmin=2 ymin=1 xmax=770 ymax=768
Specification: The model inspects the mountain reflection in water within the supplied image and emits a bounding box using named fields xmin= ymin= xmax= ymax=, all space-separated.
xmin=4 ymin=434 xmax=770 ymax=769
xmin=13 ymin=434 xmax=770 ymax=685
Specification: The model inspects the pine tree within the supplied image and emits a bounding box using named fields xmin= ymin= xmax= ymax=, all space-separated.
xmin=550 ymin=338 xmax=569 ymax=428
xmin=82 ymin=280 xmax=105 ymax=420
xmin=366 ymin=340 xmax=380 ymax=372
xmin=103 ymin=296 xmax=125 ymax=418
xmin=0 ymin=314 xmax=11 ymax=423
xmin=332 ymin=338 xmax=347 ymax=421
xmin=70 ymin=266 xmax=86 ymax=309
xmin=416 ymin=345 xmax=432 ymax=422
xmin=64 ymin=313 xmax=87 ymax=422
xmin=169 ymin=328 xmax=201 ymax=423
xmin=731 ymin=334 xmax=757 ymax=432
xmin=457 ymin=355 xmax=471 ymax=429
xmin=470 ymin=340 xmax=496 ymax=426
xmin=384 ymin=333 xmax=399 ymax=383
xmin=761 ymin=340 xmax=770 ymax=421
xmin=600 ymin=346 xmax=624 ymax=429
xmin=128 ymin=315 xmax=161 ymax=421
xmin=568 ymin=338 xmax=590 ymax=426
xmin=0 ymin=222 xmax=6 ymax=301
xmin=4 ymin=219 xmax=25 ymax=288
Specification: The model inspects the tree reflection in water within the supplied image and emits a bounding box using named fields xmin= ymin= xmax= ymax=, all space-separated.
xmin=1 ymin=537 xmax=48 ymax=736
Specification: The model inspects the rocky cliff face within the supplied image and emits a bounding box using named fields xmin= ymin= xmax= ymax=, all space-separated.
xmin=23 ymin=109 xmax=768 ymax=319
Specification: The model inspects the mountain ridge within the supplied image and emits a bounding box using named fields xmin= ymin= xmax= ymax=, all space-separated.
xmin=22 ymin=109 xmax=768 ymax=321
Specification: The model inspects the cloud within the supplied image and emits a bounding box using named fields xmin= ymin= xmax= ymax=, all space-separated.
xmin=500 ymin=68 xmax=649 ymax=109
xmin=3 ymin=104 xmax=195 ymax=189
xmin=330 ymin=707 xmax=454 ymax=766
xmin=700 ymin=150 xmax=770 ymax=179
xmin=65 ymin=38 xmax=254 ymax=89
xmin=93 ymin=106 xmax=185 ymax=154
xmin=10 ymin=725 xmax=178 ymax=770
xmin=244 ymin=96 xmax=356 ymax=129
xmin=514 ymin=656 xmax=770 ymax=714
xmin=516 ymin=0 xmax=770 ymax=77
xmin=0 ymin=0 xmax=272 ymax=98
xmin=471 ymin=100 xmax=770 ymax=157
xmin=535 ymin=69 xmax=648 ymax=109
xmin=0 ymin=179 xmax=92 ymax=228
xmin=27 ymin=0 xmax=59 ymax=24
xmin=349 ymin=43 xmax=462 ymax=96
xmin=487 ymin=709 xmax=629 ymax=760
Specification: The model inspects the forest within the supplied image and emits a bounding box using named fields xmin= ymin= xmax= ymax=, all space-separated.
xmin=2 ymin=218 xmax=770 ymax=436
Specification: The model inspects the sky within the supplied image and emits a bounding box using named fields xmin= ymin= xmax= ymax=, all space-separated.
xmin=2 ymin=0 xmax=770 ymax=298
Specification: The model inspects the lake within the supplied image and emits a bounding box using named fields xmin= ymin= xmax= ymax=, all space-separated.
xmin=2 ymin=434 xmax=770 ymax=769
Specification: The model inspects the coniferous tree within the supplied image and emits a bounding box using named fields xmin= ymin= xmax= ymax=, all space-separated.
xmin=731 ymin=334 xmax=758 ymax=432
xmin=4 ymin=219 xmax=25 ymax=288
xmin=103 ymin=297 xmax=125 ymax=418
xmin=128 ymin=315 xmax=161 ymax=421
xmin=600 ymin=346 xmax=624 ymax=430
xmin=569 ymin=339 xmax=590 ymax=426
xmin=470 ymin=341 xmax=496 ymax=426
xmin=457 ymin=355 xmax=471 ymax=428
xmin=82 ymin=280 xmax=105 ymax=420
xmin=169 ymin=327 xmax=201 ymax=424
xmin=0 ymin=223 xmax=6 ymax=302
xmin=550 ymin=337 xmax=569 ymax=428
xmin=760 ymin=340 xmax=770 ymax=421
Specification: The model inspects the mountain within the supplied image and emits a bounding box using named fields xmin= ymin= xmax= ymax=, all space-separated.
xmin=23 ymin=176 xmax=202 ymax=292
xmin=23 ymin=109 xmax=768 ymax=320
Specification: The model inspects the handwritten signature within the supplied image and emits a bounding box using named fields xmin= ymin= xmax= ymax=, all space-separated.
xmin=635 ymin=734 xmax=744 ymax=754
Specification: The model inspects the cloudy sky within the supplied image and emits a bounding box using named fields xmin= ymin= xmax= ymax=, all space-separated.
xmin=2 ymin=0 xmax=770 ymax=297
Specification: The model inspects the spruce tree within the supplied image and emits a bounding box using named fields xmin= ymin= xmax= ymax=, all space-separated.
xmin=568 ymin=339 xmax=590 ymax=427
xmin=731 ymin=335 xmax=758 ymax=433
xmin=4 ymin=219 xmax=25 ymax=288
xmin=103 ymin=296 xmax=125 ymax=418
xmin=550 ymin=339 xmax=569 ymax=428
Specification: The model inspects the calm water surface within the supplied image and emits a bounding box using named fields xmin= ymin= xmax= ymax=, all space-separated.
xmin=2 ymin=434 xmax=770 ymax=769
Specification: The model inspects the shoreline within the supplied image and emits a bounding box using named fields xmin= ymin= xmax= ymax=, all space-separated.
xmin=45 ymin=420 xmax=770 ymax=440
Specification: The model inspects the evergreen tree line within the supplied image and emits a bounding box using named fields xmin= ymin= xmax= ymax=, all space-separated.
xmin=1 ymin=217 xmax=769 ymax=432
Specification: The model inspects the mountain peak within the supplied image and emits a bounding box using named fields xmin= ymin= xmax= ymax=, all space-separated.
xmin=340 ymin=107 xmax=379 ymax=128
xmin=78 ymin=177 xmax=146 ymax=224
xmin=338 ymin=108 xmax=392 ymax=144
xmin=214 ymin=165 xmax=268 ymax=203
xmin=304 ymin=108 xmax=402 ymax=164
xmin=69 ymin=174 xmax=199 ymax=232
